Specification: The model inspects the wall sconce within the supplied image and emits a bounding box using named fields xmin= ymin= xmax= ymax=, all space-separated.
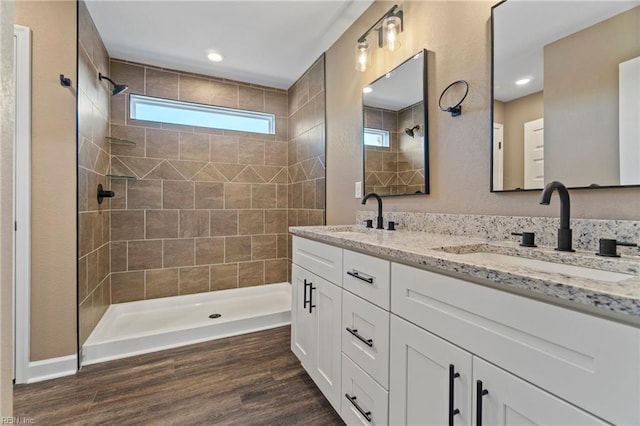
xmin=355 ymin=4 xmax=404 ymax=72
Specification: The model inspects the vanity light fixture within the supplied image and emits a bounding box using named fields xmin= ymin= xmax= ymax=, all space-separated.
xmin=355 ymin=4 xmax=404 ymax=72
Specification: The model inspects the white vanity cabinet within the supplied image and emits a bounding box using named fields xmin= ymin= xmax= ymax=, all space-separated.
xmin=291 ymin=239 xmax=343 ymax=412
xmin=290 ymin=235 xmax=640 ymax=426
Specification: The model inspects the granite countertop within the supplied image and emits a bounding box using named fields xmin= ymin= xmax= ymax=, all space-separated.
xmin=289 ymin=225 xmax=640 ymax=327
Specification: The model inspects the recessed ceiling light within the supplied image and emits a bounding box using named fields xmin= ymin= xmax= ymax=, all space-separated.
xmin=516 ymin=78 xmax=531 ymax=86
xmin=207 ymin=52 xmax=223 ymax=62
xmin=363 ymin=87 xmax=373 ymax=94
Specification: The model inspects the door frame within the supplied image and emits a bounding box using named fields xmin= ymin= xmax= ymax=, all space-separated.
xmin=13 ymin=24 xmax=32 ymax=384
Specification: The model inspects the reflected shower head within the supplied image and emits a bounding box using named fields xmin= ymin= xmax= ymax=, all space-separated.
xmin=404 ymin=124 xmax=421 ymax=138
xmin=99 ymin=73 xmax=129 ymax=96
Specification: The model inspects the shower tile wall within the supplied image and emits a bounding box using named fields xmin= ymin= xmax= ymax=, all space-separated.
xmin=108 ymin=59 xmax=290 ymax=302
xmin=364 ymin=102 xmax=424 ymax=195
xmin=78 ymin=1 xmax=111 ymax=345
xmin=287 ymin=56 xmax=326 ymax=269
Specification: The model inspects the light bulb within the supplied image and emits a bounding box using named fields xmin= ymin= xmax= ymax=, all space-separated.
xmin=207 ymin=52 xmax=223 ymax=62
xmin=382 ymin=15 xmax=401 ymax=52
xmin=355 ymin=41 xmax=370 ymax=72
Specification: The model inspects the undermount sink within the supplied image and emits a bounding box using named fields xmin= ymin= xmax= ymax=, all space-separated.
xmin=455 ymin=251 xmax=633 ymax=283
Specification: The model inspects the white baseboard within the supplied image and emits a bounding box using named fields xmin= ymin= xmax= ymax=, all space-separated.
xmin=25 ymin=354 xmax=77 ymax=384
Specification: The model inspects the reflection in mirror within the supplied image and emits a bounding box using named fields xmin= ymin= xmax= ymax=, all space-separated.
xmin=491 ymin=1 xmax=640 ymax=191
xmin=363 ymin=50 xmax=428 ymax=196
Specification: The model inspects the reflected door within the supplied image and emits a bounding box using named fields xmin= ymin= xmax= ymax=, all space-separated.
xmin=524 ymin=118 xmax=544 ymax=189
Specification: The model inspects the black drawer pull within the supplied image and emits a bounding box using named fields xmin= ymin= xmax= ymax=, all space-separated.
xmin=476 ymin=380 xmax=489 ymax=426
xmin=346 ymin=270 xmax=374 ymax=284
xmin=448 ymin=364 xmax=460 ymax=426
xmin=346 ymin=327 xmax=373 ymax=347
xmin=303 ymin=279 xmax=310 ymax=309
xmin=345 ymin=393 xmax=372 ymax=422
xmin=308 ymin=284 xmax=316 ymax=314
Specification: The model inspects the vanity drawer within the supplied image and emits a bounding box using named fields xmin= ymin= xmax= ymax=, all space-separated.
xmin=342 ymin=290 xmax=390 ymax=388
xmin=390 ymin=262 xmax=640 ymax=426
xmin=292 ymin=236 xmax=343 ymax=285
xmin=341 ymin=354 xmax=389 ymax=426
xmin=343 ymin=250 xmax=390 ymax=309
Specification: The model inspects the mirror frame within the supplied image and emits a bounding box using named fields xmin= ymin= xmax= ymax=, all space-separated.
xmin=490 ymin=0 xmax=640 ymax=193
xmin=362 ymin=49 xmax=429 ymax=197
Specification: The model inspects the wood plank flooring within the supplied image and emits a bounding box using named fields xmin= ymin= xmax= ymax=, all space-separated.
xmin=14 ymin=326 xmax=344 ymax=425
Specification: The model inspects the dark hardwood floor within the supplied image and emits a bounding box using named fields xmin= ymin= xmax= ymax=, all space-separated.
xmin=14 ymin=326 xmax=344 ymax=425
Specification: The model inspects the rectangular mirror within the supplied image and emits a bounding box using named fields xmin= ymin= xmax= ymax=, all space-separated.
xmin=363 ymin=49 xmax=429 ymax=196
xmin=491 ymin=1 xmax=640 ymax=191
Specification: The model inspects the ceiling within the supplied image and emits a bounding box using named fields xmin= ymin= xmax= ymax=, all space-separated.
xmin=85 ymin=0 xmax=374 ymax=90
xmin=364 ymin=51 xmax=423 ymax=111
xmin=493 ymin=0 xmax=639 ymax=102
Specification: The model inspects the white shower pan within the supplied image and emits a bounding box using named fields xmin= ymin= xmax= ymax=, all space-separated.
xmin=82 ymin=282 xmax=291 ymax=366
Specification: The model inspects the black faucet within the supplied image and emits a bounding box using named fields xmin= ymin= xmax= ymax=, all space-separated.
xmin=361 ymin=192 xmax=384 ymax=229
xmin=539 ymin=181 xmax=574 ymax=252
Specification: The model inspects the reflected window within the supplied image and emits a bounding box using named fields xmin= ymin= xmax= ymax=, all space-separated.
xmin=130 ymin=94 xmax=275 ymax=134
xmin=364 ymin=128 xmax=390 ymax=147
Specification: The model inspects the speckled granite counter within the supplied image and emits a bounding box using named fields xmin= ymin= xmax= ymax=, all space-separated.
xmin=290 ymin=225 xmax=640 ymax=326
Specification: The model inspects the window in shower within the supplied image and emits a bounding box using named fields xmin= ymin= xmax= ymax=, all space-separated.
xmin=129 ymin=94 xmax=276 ymax=134
xmin=364 ymin=127 xmax=390 ymax=147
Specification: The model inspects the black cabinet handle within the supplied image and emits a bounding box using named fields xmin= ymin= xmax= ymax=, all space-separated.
xmin=346 ymin=327 xmax=373 ymax=347
xmin=308 ymin=284 xmax=316 ymax=314
xmin=345 ymin=393 xmax=372 ymax=422
xmin=448 ymin=364 xmax=460 ymax=426
xmin=303 ymin=279 xmax=310 ymax=309
xmin=476 ymin=380 xmax=489 ymax=426
xmin=346 ymin=270 xmax=374 ymax=284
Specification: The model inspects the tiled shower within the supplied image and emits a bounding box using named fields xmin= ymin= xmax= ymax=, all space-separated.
xmin=77 ymin=2 xmax=326 ymax=346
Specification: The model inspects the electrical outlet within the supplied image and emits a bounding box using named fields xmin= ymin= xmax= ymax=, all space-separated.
xmin=355 ymin=181 xmax=362 ymax=198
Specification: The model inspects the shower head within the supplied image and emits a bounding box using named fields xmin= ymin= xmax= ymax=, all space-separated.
xmin=404 ymin=124 xmax=421 ymax=138
xmin=99 ymin=73 xmax=129 ymax=96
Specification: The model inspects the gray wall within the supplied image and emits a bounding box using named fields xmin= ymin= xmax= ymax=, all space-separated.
xmin=326 ymin=1 xmax=640 ymax=224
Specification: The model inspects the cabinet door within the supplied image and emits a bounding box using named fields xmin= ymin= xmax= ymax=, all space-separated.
xmin=291 ymin=264 xmax=315 ymax=367
xmin=312 ymin=277 xmax=343 ymax=412
xmin=473 ymin=358 xmax=607 ymax=426
xmin=389 ymin=315 xmax=472 ymax=426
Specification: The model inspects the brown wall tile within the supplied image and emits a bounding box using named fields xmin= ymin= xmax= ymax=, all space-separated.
xmin=210 ymin=210 xmax=238 ymax=236
xmin=179 ymin=266 xmax=209 ymax=295
xmin=146 ymin=68 xmax=179 ymax=99
xmin=128 ymin=240 xmax=163 ymax=271
xmin=146 ymin=210 xmax=179 ymax=239
xmin=180 ymin=132 xmax=210 ymax=161
xmin=180 ymin=210 xmax=210 ymax=238
xmin=224 ymin=236 xmax=251 ymax=262
xmin=238 ymin=139 xmax=265 ymax=165
xmin=195 ymin=238 xmax=224 ymax=265
xmin=163 ymin=180 xmax=194 ymax=209
xmin=127 ymin=180 xmax=162 ymax=209
xmin=239 ymin=210 xmax=264 ymax=235
xmin=163 ymin=238 xmax=195 ymax=268
xmin=252 ymin=184 xmax=277 ymax=209
xmin=111 ymin=271 xmax=145 ymax=303
xmin=210 ymin=80 xmax=238 ymax=108
xmin=195 ymin=182 xmax=223 ymax=209
xmin=145 ymin=268 xmax=179 ymax=299
xmin=265 ymin=259 xmax=288 ymax=283
xmin=210 ymin=135 xmax=239 ymax=163
xmin=239 ymin=86 xmax=265 ymax=112
xmin=224 ymin=183 xmax=251 ymax=209
xmin=210 ymin=263 xmax=238 ymax=291
xmin=146 ymin=128 xmax=179 ymax=159
xmin=239 ymin=261 xmax=264 ymax=287
xmin=265 ymin=210 xmax=287 ymax=234
xmin=111 ymin=241 xmax=127 ymax=272
xmin=179 ymin=75 xmax=210 ymax=104
xmin=252 ymin=235 xmax=277 ymax=260
xmin=111 ymin=210 xmax=144 ymax=241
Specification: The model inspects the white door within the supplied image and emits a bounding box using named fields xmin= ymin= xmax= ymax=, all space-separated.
xmin=291 ymin=264 xmax=314 ymax=368
xmin=13 ymin=24 xmax=32 ymax=384
xmin=389 ymin=315 xmax=473 ymax=426
xmin=473 ymin=358 xmax=607 ymax=426
xmin=492 ymin=123 xmax=504 ymax=191
xmin=312 ymin=277 xmax=342 ymax=412
xmin=619 ymin=56 xmax=640 ymax=185
xmin=524 ymin=118 xmax=544 ymax=189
